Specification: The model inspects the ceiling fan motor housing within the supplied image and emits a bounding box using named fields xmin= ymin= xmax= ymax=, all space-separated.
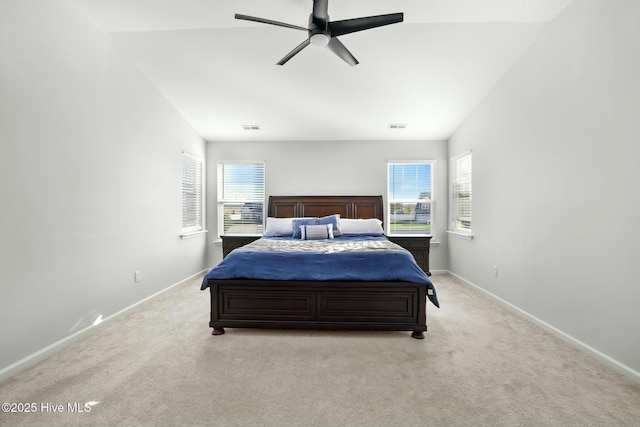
xmin=308 ymin=13 xmax=330 ymax=46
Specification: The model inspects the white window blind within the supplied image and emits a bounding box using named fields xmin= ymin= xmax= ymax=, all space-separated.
xmin=387 ymin=162 xmax=434 ymax=236
xmin=182 ymin=153 xmax=205 ymax=236
xmin=451 ymin=152 xmax=472 ymax=233
xmin=217 ymin=162 xmax=265 ymax=236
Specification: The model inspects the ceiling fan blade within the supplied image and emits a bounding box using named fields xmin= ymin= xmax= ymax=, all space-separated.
xmin=277 ymin=39 xmax=311 ymax=65
xmin=328 ymin=13 xmax=403 ymax=37
xmin=313 ymin=0 xmax=329 ymax=21
xmin=235 ymin=14 xmax=308 ymax=31
xmin=326 ymin=37 xmax=359 ymax=67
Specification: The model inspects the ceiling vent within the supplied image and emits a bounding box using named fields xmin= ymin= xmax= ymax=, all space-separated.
xmin=388 ymin=123 xmax=407 ymax=129
xmin=241 ymin=125 xmax=261 ymax=131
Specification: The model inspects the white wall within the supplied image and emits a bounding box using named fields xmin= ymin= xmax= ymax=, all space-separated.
xmin=206 ymin=140 xmax=448 ymax=271
xmin=448 ymin=0 xmax=640 ymax=375
xmin=0 ymin=0 xmax=207 ymax=374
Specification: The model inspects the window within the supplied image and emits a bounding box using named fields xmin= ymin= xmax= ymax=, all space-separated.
xmin=387 ymin=162 xmax=434 ymax=235
xmin=217 ymin=162 xmax=265 ymax=236
xmin=451 ymin=152 xmax=472 ymax=235
xmin=181 ymin=152 xmax=205 ymax=237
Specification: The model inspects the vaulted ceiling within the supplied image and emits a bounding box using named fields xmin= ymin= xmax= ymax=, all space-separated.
xmin=71 ymin=0 xmax=574 ymax=141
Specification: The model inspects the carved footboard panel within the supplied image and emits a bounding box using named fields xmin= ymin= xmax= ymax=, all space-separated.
xmin=209 ymin=279 xmax=428 ymax=339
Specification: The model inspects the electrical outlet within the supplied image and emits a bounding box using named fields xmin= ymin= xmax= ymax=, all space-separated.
xmin=134 ymin=271 xmax=141 ymax=283
xmin=492 ymin=266 xmax=499 ymax=277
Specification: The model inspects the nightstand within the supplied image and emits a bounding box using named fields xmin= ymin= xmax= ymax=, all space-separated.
xmin=387 ymin=236 xmax=432 ymax=276
xmin=221 ymin=235 xmax=261 ymax=258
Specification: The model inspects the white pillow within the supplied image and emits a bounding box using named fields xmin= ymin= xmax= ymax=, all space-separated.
xmin=300 ymin=224 xmax=334 ymax=240
xmin=339 ymin=218 xmax=384 ymax=235
xmin=263 ymin=217 xmax=314 ymax=237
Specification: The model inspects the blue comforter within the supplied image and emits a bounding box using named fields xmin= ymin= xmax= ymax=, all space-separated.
xmin=201 ymin=235 xmax=438 ymax=307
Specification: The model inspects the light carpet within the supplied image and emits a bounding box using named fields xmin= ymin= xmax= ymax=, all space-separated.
xmin=1 ymin=274 xmax=639 ymax=427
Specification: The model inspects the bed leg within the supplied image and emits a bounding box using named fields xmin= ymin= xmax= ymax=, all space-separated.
xmin=212 ymin=327 xmax=225 ymax=336
xmin=411 ymin=331 xmax=425 ymax=339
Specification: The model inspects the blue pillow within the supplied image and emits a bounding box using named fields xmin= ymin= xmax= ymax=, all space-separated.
xmin=317 ymin=214 xmax=343 ymax=237
xmin=292 ymin=218 xmax=318 ymax=238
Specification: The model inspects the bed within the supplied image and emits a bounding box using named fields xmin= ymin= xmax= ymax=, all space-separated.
xmin=201 ymin=195 xmax=438 ymax=339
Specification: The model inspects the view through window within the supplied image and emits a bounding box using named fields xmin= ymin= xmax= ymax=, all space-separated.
xmin=451 ymin=152 xmax=472 ymax=234
xmin=217 ymin=162 xmax=265 ymax=236
xmin=387 ymin=162 xmax=434 ymax=235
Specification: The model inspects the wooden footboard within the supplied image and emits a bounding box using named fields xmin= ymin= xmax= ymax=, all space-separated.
xmin=209 ymin=279 xmax=428 ymax=339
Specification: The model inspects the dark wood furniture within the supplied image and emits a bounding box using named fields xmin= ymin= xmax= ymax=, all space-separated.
xmin=387 ymin=236 xmax=432 ymax=275
xmin=221 ymin=235 xmax=260 ymax=258
xmin=207 ymin=195 xmax=431 ymax=339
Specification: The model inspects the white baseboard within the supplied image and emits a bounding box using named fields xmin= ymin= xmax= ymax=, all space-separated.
xmin=0 ymin=269 xmax=208 ymax=383
xmin=448 ymin=271 xmax=640 ymax=384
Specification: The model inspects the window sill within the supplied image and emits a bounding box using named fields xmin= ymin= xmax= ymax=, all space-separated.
xmin=180 ymin=230 xmax=208 ymax=239
xmin=447 ymin=230 xmax=474 ymax=240
xmin=386 ymin=234 xmax=439 ymax=246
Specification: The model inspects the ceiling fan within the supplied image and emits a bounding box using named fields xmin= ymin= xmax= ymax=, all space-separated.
xmin=235 ymin=0 xmax=403 ymax=66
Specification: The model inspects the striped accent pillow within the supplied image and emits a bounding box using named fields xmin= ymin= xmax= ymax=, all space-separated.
xmin=291 ymin=218 xmax=318 ymax=238
xmin=299 ymin=224 xmax=334 ymax=240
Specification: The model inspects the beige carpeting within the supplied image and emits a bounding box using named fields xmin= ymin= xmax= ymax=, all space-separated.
xmin=1 ymin=274 xmax=639 ymax=427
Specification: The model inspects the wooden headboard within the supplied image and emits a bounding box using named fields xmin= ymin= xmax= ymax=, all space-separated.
xmin=268 ymin=196 xmax=383 ymax=222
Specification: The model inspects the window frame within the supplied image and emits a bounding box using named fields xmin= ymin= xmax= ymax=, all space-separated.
xmin=449 ymin=151 xmax=473 ymax=238
xmin=216 ymin=161 xmax=265 ymax=237
xmin=181 ymin=152 xmax=206 ymax=238
xmin=386 ymin=160 xmax=435 ymax=237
